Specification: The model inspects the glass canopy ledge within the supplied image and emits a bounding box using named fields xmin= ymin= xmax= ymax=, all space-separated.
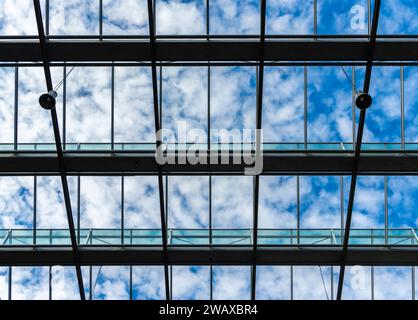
xmin=1 ymin=143 xmax=418 ymax=152
xmin=1 ymin=228 xmax=417 ymax=246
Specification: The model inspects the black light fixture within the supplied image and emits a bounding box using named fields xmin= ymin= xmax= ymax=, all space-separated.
xmin=39 ymin=90 xmax=57 ymax=110
xmin=355 ymin=92 xmax=372 ymax=110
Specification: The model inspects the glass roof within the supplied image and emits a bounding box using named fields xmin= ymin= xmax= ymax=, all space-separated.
xmin=0 ymin=0 xmax=417 ymax=301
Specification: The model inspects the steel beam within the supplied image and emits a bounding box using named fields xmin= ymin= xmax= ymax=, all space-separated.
xmin=1 ymin=153 xmax=418 ymax=175
xmin=0 ymin=246 xmax=417 ymax=266
xmin=1 ymin=40 xmax=418 ymax=62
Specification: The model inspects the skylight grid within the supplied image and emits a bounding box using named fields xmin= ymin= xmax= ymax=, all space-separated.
xmin=0 ymin=0 xmax=417 ymax=302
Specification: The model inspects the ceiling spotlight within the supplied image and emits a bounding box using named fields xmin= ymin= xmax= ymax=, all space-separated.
xmin=39 ymin=90 xmax=57 ymax=110
xmin=355 ymin=92 xmax=372 ymax=110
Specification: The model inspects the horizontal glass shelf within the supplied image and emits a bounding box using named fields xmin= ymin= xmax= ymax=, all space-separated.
xmin=1 ymin=228 xmax=417 ymax=246
xmin=0 ymin=142 xmax=417 ymax=152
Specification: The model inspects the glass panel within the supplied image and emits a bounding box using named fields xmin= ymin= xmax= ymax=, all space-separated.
xmin=162 ymin=67 xmax=207 ymax=145
xmin=0 ymin=67 xmax=14 ymax=144
xmin=212 ymin=176 xmax=252 ymax=229
xmin=124 ymin=176 xmax=161 ymax=229
xmin=11 ymin=267 xmax=49 ymax=300
xmin=259 ymin=176 xmax=297 ymax=230
xmin=308 ymin=67 xmax=353 ymax=143
xmin=49 ymin=0 xmax=99 ymax=35
xmin=0 ymin=177 xmax=33 ymax=229
xmin=318 ymin=0 xmax=368 ymax=35
xmin=374 ymin=267 xmax=412 ymax=300
xmin=342 ymin=266 xmax=372 ymax=300
xmin=212 ymin=229 xmax=251 ymax=245
xmin=362 ymin=67 xmax=401 ymax=143
xmin=349 ymin=176 xmax=384 ymax=229
xmin=293 ymin=266 xmax=334 ymax=300
xmin=388 ymin=177 xmax=418 ymax=230
xmin=0 ymin=0 xmax=43 ymax=35
xmin=91 ymin=266 xmax=130 ymax=300
xmin=256 ymin=266 xmax=291 ymax=299
xmin=18 ymin=67 xmax=63 ymax=144
xmin=404 ymin=67 xmax=418 ymax=142
xmin=378 ymin=0 xmax=418 ymax=34
xmin=171 ymin=229 xmax=209 ymax=245
xmin=156 ymin=0 xmax=205 ymax=35
xmin=50 ymin=266 xmax=80 ymax=300
xmin=80 ymin=177 xmax=121 ymax=229
xmin=266 ymin=0 xmax=313 ymax=35
xmin=211 ymin=67 xmax=256 ymax=143
xmin=168 ymin=176 xmax=209 ymax=229
xmin=263 ymin=67 xmax=304 ymax=142
xmin=210 ymin=0 xmax=259 ymax=34
xmin=213 ymin=266 xmax=250 ymax=300
xmin=103 ymin=0 xmax=148 ymax=35
xmin=132 ymin=266 xmax=165 ymax=300
xmin=66 ymin=67 xmax=111 ymax=144
xmin=37 ymin=176 xmax=77 ymax=230
xmin=0 ymin=267 xmax=8 ymax=300
xmin=114 ymin=67 xmax=154 ymax=143
xmin=172 ymin=266 xmax=210 ymax=299
xmin=300 ymin=176 xmax=342 ymax=229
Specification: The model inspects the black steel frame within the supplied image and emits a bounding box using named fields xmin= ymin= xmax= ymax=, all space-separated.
xmin=1 ymin=246 xmax=418 ymax=266
xmin=0 ymin=0 xmax=416 ymax=301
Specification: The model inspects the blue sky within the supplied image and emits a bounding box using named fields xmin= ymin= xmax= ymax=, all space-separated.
xmin=0 ymin=0 xmax=418 ymax=300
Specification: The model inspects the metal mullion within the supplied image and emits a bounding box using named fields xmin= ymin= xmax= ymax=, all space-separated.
xmin=8 ymin=266 xmax=11 ymax=300
xmin=32 ymin=0 xmax=85 ymax=300
xmin=99 ymin=0 xmax=103 ymax=39
xmin=352 ymin=66 xmax=356 ymax=148
xmin=208 ymin=14 xmax=212 ymax=298
xmin=340 ymin=176 xmax=344 ymax=241
xmin=401 ymin=66 xmax=405 ymax=149
xmin=111 ymin=66 xmax=115 ymax=149
xmin=368 ymin=0 xmax=371 ymax=35
xmin=207 ymin=0 xmax=212 ymax=249
xmin=251 ymin=0 xmax=266 ymax=301
xmin=14 ymin=64 xmax=18 ymax=151
xmin=63 ymin=64 xmax=67 ymax=149
xmin=49 ymin=266 xmax=52 ymax=300
xmin=336 ymin=0 xmax=381 ymax=300
xmin=313 ymin=0 xmax=317 ymax=38
xmin=371 ymin=230 xmax=374 ymax=300
xmin=384 ymin=176 xmax=388 ymax=245
xmin=331 ymin=266 xmax=334 ymax=300
xmin=77 ymin=176 xmax=81 ymax=244
xmin=413 ymin=266 xmax=416 ymax=300
xmin=45 ymin=0 xmax=49 ymax=36
xmin=304 ymin=66 xmax=308 ymax=150
xmin=297 ymin=176 xmax=300 ymax=244
xmin=130 ymin=265 xmax=133 ymax=300
xmin=121 ymin=176 xmax=124 ymax=245
xmin=33 ymin=176 xmax=37 ymax=245
xmin=147 ymin=0 xmax=170 ymax=301
xmin=89 ymin=266 xmax=93 ymax=300
xmin=290 ymin=265 xmax=293 ymax=300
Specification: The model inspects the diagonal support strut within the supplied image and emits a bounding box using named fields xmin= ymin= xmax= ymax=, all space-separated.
xmin=32 ymin=0 xmax=85 ymax=300
xmin=336 ymin=0 xmax=381 ymax=300
xmin=147 ymin=0 xmax=170 ymax=300
xmin=251 ymin=0 xmax=267 ymax=301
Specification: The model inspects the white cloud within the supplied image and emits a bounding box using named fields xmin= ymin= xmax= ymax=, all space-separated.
xmin=103 ymin=0 xmax=148 ymax=35
xmin=157 ymin=0 xmax=205 ymax=34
